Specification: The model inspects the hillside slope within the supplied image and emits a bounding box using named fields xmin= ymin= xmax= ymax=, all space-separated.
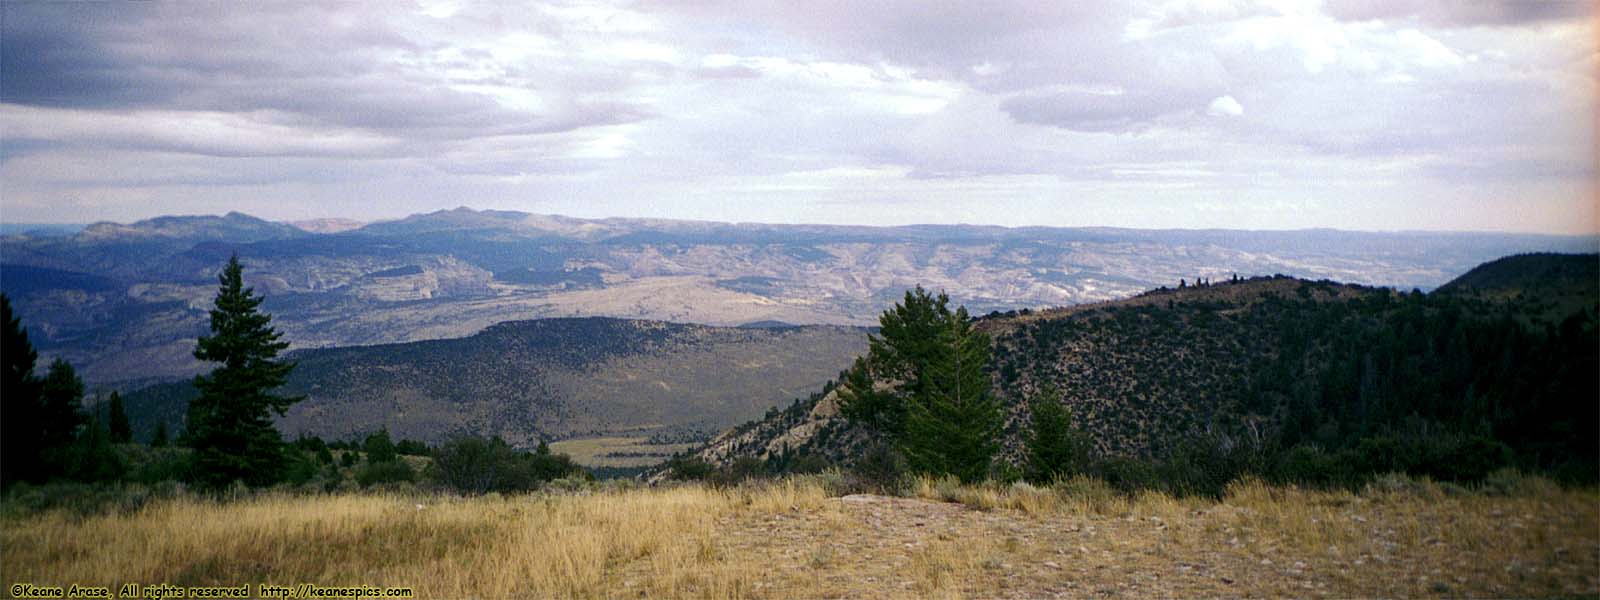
xmin=682 ymin=256 xmax=1599 ymax=479
xmin=123 ymin=318 xmax=868 ymax=448
xmin=1435 ymin=253 xmax=1598 ymax=323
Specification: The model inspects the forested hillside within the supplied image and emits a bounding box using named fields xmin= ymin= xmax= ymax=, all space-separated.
xmin=681 ymin=254 xmax=1599 ymax=486
xmin=123 ymin=318 xmax=867 ymax=448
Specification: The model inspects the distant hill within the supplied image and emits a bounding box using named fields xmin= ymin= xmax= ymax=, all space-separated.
xmin=0 ymin=223 xmax=85 ymax=237
xmin=122 ymin=318 xmax=868 ymax=448
xmin=78 ymin=212 xmax=309 ymax=244
xmin=683 ymin=259 xmax=1598 ymax=480
xmin=1435 ymin=253 xmax=1598 ymax=323
xmin=5 ymin=207 xmax=1595 ymax=385
xmin=1437 ymin=253 xmax=1597 ymax=294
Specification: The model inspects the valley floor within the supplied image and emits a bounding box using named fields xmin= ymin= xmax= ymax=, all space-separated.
xmin=3 ymin=475 xmax=1596 ymax=599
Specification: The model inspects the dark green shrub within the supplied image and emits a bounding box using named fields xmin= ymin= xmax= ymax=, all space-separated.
xmin=1092 ymin=456 xmax=1159 ymax=495
xmin=1352 ymin=436 xmax=1420 ymax=475
xmin=1 ymin=481 xmax=180 ymax=518
xmin=362 ymin=429 xmax=397 ymax=464
xmin=129 ymin=447 xmax=192 ymax=484
xmin=429 ymin=437 xmax=500 ymax=494
xmin=1420 ymin=436 xmax=1514 ymax=483
xmin=851 ymin=440 xmax=906 ymax=489
xmin=707 ymin=457 xmax=767 ymax=487
xmin=787 ymin=453 xmax=831 ymax=475
xmin=665 ymin=455 xmax=716 ymax=481
xmin=65 ymin=418 xmax=125 ymax=484
xmin=525 ymin=441 xmax=585 ymax=483
xmin=282 ymin=451 xmax=321 ymax=486
xmin=428 ymin=436 xmax=584 ymax=494
xmin=1155 ymin=436 xmax=1264 ymax=497
xmin=1024 ymin=387 xmax=1089 ymax=484
xmin=395 ymin=439 xmax=430 ymax=456
xmin=1275 ymin=444 xmax=1350 ymax=488
xmin=356 ymin=460 xmax=415 ymax=487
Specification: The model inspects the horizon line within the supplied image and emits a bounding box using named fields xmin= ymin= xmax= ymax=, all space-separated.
xmin=3 ymin=206 xmax=1598 ymax=239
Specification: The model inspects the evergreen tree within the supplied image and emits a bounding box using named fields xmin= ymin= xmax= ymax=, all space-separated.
xmin=186 ymin=255 xmax=302 ymax=490
xmin=67 ymin=414 xmax=124 ymax=483
xmin=1024 ymin=385 xmax=1087 ymax=483
xmin=902 ymin=309 xmax=1002 ymax=483
xmin=839 ymin=287 xmax=955 ymax=439
xmin=151 ymin=422 xmax=170 ymax=448
xmin=363 ymin=428 xmax=397 ymax=463
xmin=839 ymin=287 xmax=1003 ymax=482
xmin=836 ymin=357 xmax=895 ymax=432
xmin=36 ymin=359 xmax=89 ymax=479
xmin=2 ymin=294 xmax=45 ymax=486
xmin=107 ymin=391 xmax=131 ymax=444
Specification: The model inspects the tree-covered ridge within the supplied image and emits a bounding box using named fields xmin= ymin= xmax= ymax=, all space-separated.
xmin=681 ymin=256 xmax=1599 ymax=488
xmin=1433 ymin=252 xmax=1599 ymax=325
xmin=1436 ymin=252 xmax=1598 ymax=296
xmin=994 ymin=276 xmax=1597 ymax=478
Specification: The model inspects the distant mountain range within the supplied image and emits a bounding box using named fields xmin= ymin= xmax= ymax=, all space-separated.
xmin=2 ymin=207 xmax=1594 ymax=385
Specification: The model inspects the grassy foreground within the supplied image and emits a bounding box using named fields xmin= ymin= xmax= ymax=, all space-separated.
xmin=3 ymin=474 xmax=1596 ymax=599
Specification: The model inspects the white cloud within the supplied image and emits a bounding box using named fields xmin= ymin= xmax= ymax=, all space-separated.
xmin=589 ymin=40 xmax=681 ymax=64
xmin=1393 ymin=28 xmax=1464 ymax=68
xmin=1207 ymin=95 xmax=1245 ymax=117
xmin=569 ymin=125 xmax=636 ymax=159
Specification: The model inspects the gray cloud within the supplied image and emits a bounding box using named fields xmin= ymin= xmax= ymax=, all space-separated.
xmin=1324 ymin=0 xmax=1593 ymax=27
xmin=1001 ymin=89 xmax=1214 ymax=132
xmin=0 ymin=1 xmax=1592 ymax=233
xmin=1 ymin=2 xmax=655 ymax=152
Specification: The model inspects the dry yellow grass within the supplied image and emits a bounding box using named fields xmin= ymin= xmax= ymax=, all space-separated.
xmin=3 ymin=474 xmax=1596 ymax=599
xmin=2 ymin=483 xmax=816 ymax=599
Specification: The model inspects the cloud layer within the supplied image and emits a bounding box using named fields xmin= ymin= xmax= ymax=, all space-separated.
xmin=1 ymin=0 xmax=1594 ymax=233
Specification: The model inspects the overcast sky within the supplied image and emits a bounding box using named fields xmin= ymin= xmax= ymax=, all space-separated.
xmin=1 ymin=1 xmax=1594 ymax=233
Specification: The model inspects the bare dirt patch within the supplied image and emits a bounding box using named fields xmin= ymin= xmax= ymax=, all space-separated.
xmin=708 ymin=488 xmax=1599 ymax=599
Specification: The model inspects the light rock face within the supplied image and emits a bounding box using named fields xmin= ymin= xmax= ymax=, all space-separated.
xmin=290 ymin=218 xmax=365 ymax=234
xmin=2 ymin=208 xmax=1590 ymax=385
xmin=698 ymin=390 xmax=845 ymax=466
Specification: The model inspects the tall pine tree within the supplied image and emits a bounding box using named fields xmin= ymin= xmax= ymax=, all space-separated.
xmin=1 ymin=293 xmax=44 ymax=486
xmin=38 ymin=359 xmax=88 ymax=466
xmin=3 ymin=294 xmax=105 ymax=486
xmin=107 ymin=391 xmax=131 ymax=444
xmin=839 ymin=287 xmax=1003 ymax=482
xmin=151 ymin=422 xmax=170 ymax=448
xmin=187 ymin=255 xmax=302 ymax=490
xmin=902 ymin=307 xmax=1002 ymax=482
